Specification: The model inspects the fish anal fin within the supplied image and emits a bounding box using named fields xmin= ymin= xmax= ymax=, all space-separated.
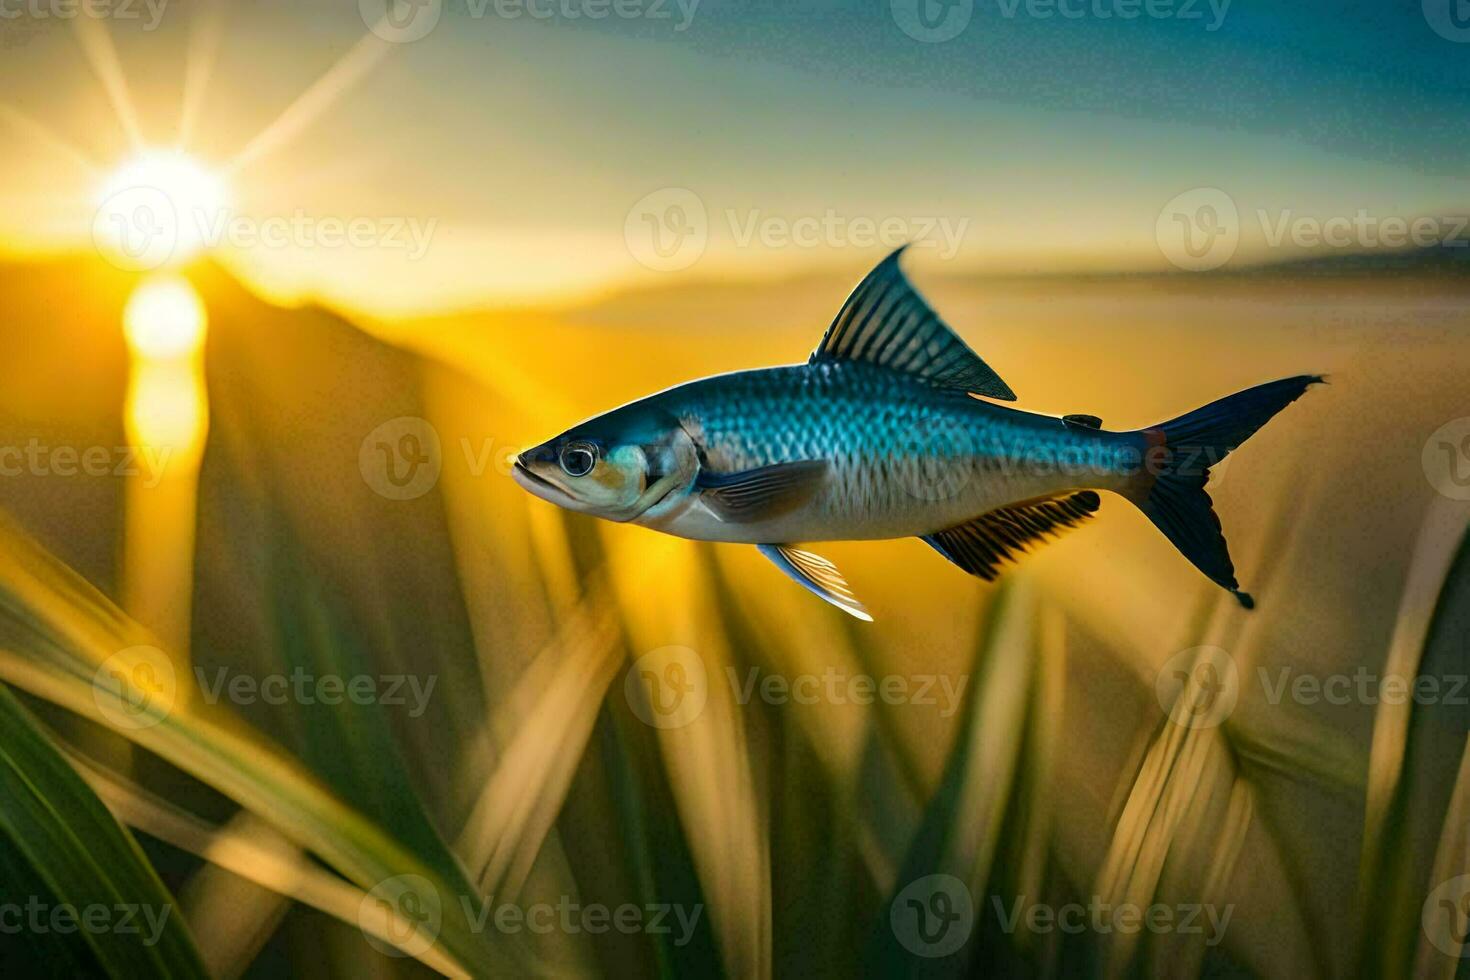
xmin=922 ymin=491 xmax=1101 ymax=580
xmin=697 ymin=460 xmax=829 ymax=522
xmin=1063 ymin=414 xmax=1103 ymax=430
xmin=811 ymin=246 xmax=1016 ymax=401
xmin=757 ymin=544 xmax=872 ymax=621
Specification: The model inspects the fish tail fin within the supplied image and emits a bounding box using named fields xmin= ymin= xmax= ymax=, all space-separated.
xmin=1123 ymin=374 xmax=1324 ymax=609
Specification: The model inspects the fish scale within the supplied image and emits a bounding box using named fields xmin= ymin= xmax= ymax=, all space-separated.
xmin=671 ymin=361 xmax=1130 ymax=539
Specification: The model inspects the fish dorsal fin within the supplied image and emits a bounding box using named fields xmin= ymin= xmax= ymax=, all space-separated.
xmin=757 ymin=544 xmax=872 ymax=621
xmin=921 ymin=491 xmax=1100 ymax=580
xmin=811 ymin=245 xmax=1016 ymax=401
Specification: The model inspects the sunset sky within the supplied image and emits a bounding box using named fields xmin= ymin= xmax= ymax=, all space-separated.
xmin=1 ymin=0 xmax=1467 ymax=315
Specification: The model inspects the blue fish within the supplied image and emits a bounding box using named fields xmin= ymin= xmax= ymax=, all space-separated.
xmin=515 ymin=247 xmax=1320 ymax=620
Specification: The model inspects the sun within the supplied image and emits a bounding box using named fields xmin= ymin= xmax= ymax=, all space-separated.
xmin=94 ymin=149 xmax=230 ymax=269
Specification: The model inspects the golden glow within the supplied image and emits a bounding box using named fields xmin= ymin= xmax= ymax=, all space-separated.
xmin=96 ymin=150 xmax=229 ymax=264
xmin=123 ymin=276 xmax=209 ymax=465
xmin=126 ymin=362 xmax=208 ymax=464
xmin=124 ymin=276 xmax=208 ymax=361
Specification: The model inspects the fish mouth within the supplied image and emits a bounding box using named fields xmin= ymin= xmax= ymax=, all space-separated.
xmin=513 ymin=461 xmax=593 ymax=513
xmin=512 ymin=461 xmax=557 ymax=492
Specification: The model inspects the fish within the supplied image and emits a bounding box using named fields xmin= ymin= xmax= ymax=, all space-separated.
xmin=513 ymin=246 xmax=1321 ymax=620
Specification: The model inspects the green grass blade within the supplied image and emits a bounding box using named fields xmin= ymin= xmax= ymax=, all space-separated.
xmin=0 ymin=514 xmax=499 ymax=977
xmin=0 ymin=685 xmax=208 ymax=979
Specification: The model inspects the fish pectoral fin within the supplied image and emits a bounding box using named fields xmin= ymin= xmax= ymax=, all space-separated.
xmin=757 ymin=544 xmax=872 ymax=622
xmin=1063 ymin=413 xmax=1103 ymax=430
xmin=809 ymin=245 xmax=1016 ymax=401
xmin=696 ymin=460 xmax=829 ymax=522
xmin=922 ymin=491 xmax=1102 ymax=580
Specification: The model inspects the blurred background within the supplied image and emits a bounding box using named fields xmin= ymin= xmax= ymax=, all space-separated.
xmin=0 ymin=1 xmax=1467 ymax=977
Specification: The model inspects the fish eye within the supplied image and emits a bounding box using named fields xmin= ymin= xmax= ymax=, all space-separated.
xmin=559 ymin=442 xmax=597 ymax=477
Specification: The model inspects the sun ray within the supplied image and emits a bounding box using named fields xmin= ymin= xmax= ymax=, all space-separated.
xmin=225 ymin=31 xmax=396 ymax=178
xmin=176 ymin=0 xmax=229 ymax=151
xmin=0 ymin=105 xmax=100 ymax=177
xmin=70 ymin=17 xmax=146 ymax=152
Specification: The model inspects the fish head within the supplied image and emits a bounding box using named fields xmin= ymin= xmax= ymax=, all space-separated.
xmin=514 ymin=405 xmax=699 ymax=522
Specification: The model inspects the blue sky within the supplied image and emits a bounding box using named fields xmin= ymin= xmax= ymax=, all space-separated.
xmin=1 ymin=0 xmax=1466 ymax=313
